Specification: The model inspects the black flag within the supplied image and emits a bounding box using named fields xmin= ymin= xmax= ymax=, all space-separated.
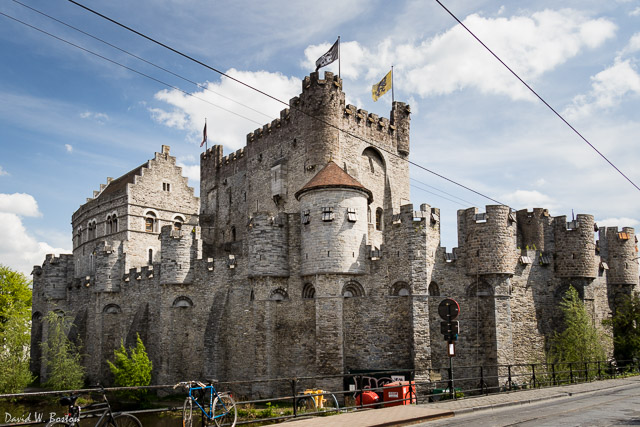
xmin=315 ymin=38 xmax=339 ymax=71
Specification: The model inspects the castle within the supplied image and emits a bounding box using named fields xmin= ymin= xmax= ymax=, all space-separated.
xmin=31 ymin=71 xmax=639 ymax=395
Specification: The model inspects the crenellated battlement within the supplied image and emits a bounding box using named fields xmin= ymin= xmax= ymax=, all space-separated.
xmin=458 ymin=205 xmax=518 ymax=275
xmin=301 ymin=71 xmax=342 ymax=92
xmin=343 ymin=104 xmax=397 ymax=136
xmin=246 ymin=108 xmax=291 ymax=145
xmin=598 ymin=226 xmax=638 ymax=285
xmin=553 ymin=214 xmax=597 ymax=278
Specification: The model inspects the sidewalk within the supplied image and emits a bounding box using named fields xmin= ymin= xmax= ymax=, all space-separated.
xmin=282 ymin=376 xmax=640 ymax=426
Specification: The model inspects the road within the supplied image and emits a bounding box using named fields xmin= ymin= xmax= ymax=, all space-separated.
xmin=418 ymin=381 xmax=640 ymax=426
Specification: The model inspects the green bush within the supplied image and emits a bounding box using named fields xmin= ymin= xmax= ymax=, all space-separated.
xmin=107 ymin=334 xmax=152 ymax=400
xmin=41 ymin=311 xmax=85 ymax=390
xmin=547 ymin=286 xmax=607 ymax=367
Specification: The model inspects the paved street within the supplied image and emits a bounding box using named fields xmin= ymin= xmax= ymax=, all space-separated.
xmin=283 ymin=376 xmax=640 ymax=426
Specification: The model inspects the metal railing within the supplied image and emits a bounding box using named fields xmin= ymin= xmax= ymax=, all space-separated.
xmin=1 ymin=359 xmax=638 ymax=426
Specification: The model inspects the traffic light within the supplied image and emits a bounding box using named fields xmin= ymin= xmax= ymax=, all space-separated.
xmin=441 ymin=320 xmax=459 ymax=342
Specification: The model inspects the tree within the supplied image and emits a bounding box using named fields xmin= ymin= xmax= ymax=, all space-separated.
xmin=547 ymin=286 xmax=607 ymax=365
xmin=0 ymin=265 xmax=32 ymax=332
xmin=107 ymin=334 xmax=152 ymax=400
xmin=0 ymin=265 xmax=34 ymax=393
xmin=41 ymin=311 xmax=85 ymax=390
xmin=603 ymin=293 xmax=640 ymax=362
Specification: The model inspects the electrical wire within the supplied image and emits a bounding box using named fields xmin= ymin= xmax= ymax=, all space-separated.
xmin=410 ymin=183 xmax=469 ymax=207
xmin=410 ymin=178 xmax=476 ymax=206
xmin=434 ymin=0 xmax=640 ymax=193
xmin=64 ymin=0 xmax=507 ymax=207
xmin=11 ymin=0 xmax=272 ymax=121
xmin=0 ymin=11 xmax=264 ymax=127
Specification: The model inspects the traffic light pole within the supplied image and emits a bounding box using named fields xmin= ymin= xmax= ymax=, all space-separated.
xmin=449 ymin=353 xmax=454 ymax=400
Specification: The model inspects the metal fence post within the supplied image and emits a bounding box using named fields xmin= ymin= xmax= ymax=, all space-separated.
xmin=531 ymin=364 xmax=536 ymax=388
xmin=552 ymin=363 xmax=557 ymax=386
xmin=584 ymin=362 xmax=589 ymax=382
xmin=508 ymin=365 xmax=512 ymax=391
xmin=291 ymin=378 xmax=298 ymax=418
xmin=570 ymin=363 xmax=574 ymax=383
xmin=598 ymin=361 xmax=601 ymax=380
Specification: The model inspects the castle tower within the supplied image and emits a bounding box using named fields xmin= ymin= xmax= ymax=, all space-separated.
xmin=33 ymin=254 xmax=74 ymax=301
xmin=599 ymin=227 xmax=638 ymax=303
xmin=516 ymin=208 xmax=552 ymax=251
xmin=159 ymin=224 xmax=201 ymax=284
xmin=295 ymin=161 xmax=372 ymax=276
xmin=247 ymin=212 xmax=289 ymax=278
xmin=94 ymin=241 xmax=122 ymax=292
xmin=554 ymin=214 xmax=597 ymax=279
xmin=458 ymin=205 xmax=517 ymax=387
xmin=390 ymin=101 xmax=411 ymax=157
xmin=459 ymin=205 xmax=518 ymax=275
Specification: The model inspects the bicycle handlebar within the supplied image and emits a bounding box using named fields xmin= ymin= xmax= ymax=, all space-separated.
xmin=173 ymin=380 xmax=207 ymax=389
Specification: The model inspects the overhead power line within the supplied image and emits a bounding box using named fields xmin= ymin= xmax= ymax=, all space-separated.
xmin=11 ymin=0 xmax=272 ymax=121
xmin=0 ymin=11 xmax=263 ymax=126
xmin=434 ymin=0 xmax=640 ymax=193
xmin=64 ymin=0 xmax=507 ymax=207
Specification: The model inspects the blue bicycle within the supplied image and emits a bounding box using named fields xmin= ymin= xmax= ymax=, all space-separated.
xmin=174 ymin=380 xmax=237 ymax=427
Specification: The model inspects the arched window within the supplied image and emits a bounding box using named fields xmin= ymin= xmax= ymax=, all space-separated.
xmin=148 ymin=248 xmax=153 ymax=265
xmin=368 ymin=206 xmax=372 ymax=224
xmin=145 ymin=211 xmax=157 ymax=233
xmin=78 ymin=226 xmax=83 ymax=244
xmin=88 ymin=220 xmax=96 ymax=240
xmin=270 ymin=288 xmax=289 ymax=301
xmin=112 ymin=213 xmax=118 ymax=233
xmin=89 ymin=252 xmax=95 ymax=273
xmin=32 ymin=311 xmax=43 ymax=321
xmin=375 ymin=208 xmax=383 ymax=231
xmin=390 ymin=281 xmax=411 ymax=296
xmin=103 ymin=304 xmax=121 ymax=314
xmin=343 ymin=281 xmax=365 ymax=298
xmin=172 ymin=296 xmax=194 ymax=308
xmin=173 ymin=215 xmax=184 ymax=231
xmin=106 ymin=215 xmax=112 ymax=234
xmin=231 ymin=226 xmax=236 ymax=242
xmin=302 ymin=283 xmax=316 ymax=299
xmin=428 ymin=281 xmax=440 ymax=296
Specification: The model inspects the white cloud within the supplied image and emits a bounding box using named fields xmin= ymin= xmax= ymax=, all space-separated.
xmin=0 ymin=166 xmax=8 ymax=176
xmin=0 ymin=194 xmax=69 ymax=276
xmin=0 ymin=212 xmax=69 ymax=276
xmin=150 ymin=69 xmax=300 ymax=151
xmin=304 ymin=9 xmax=616 ymax=103
xmin=596 ymin=217 xmax=639 ymax=227
xmin=563 ymin=59 xmax=640 ymax=119
xmin=499 ymin=190 xmax=558 ymax=210
xmin=620 ymin=32 xmax=640 ymax=56
xmin=629 ymin=7 xmax=640 ymax=16
xmin=177 ymin=157 xmax=200 ymax=184
xmin=65 ymin=144 xmax=73 ymax=153
xmin=0 ymin=193 xmax=42 ymax=217
xmin=79 ymin=111 xmax=109 ymax=123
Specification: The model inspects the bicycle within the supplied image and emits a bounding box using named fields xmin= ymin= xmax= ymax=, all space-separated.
xmin=45 ymin=386 xmax=142 ymax=427
xmin=175 ymin=380 xmax=237 ymax=427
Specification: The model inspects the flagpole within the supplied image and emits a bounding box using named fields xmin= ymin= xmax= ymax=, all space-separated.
xmin=338 ymin=36 xmax=341 ymax=80
xmin=391 ymin=66 xmax=394 ymax=104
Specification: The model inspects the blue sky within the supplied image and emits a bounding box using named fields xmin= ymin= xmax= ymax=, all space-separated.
xmin=1 ymin=0 xmax=640 ymax=275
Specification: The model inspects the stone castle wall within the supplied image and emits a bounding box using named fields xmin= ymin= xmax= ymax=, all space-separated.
xmin=31 ymin=71 xmax=637 ymax=395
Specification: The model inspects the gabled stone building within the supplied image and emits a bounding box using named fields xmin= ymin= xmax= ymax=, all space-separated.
xmin=31 ymin=71 xmax=638 ymax=396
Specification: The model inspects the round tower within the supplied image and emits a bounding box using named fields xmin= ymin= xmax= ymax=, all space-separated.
xmin=600 ymin=226 xmax=638 ymax=285
xmin=391 ymin=101 xmax=411 ymax=157
xmin=295 ymin=162 xmax=372 ymax=276
xmin=247 ymin=212 xmax=289 ymax=277
xmin=516 ymin=208 xmax=552 ymax=251
xmin=296 ymin=71 xmax=345 ymax=167
xmin=553 ymin=214 xmax=597 ymax=278
xmin=462 ymin=205 xmax=517 ymax=275
xmin=160 ymin=225 xmax=195 ymax=284
xmin=94 ymin=241 xmax=121 ymax=292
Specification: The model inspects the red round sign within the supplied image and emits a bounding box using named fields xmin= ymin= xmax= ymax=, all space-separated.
xmin=438 ymin=298 xmax=460 ymax=320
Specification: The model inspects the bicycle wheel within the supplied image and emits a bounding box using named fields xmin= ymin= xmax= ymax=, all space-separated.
xmin=213 ymin=392 xmax=237 ymax=427
xmin=296 ymin=395 xmax=317 ymax=414
xmin=113 ymin=414 xmax=143 ymax=427
xmin=182 ymin=396 xmax=194 ymax=427
xmin=320 ymin=392 xmax=339 ymax=413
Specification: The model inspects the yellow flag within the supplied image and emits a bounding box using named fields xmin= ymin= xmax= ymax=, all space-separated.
xmin=372 ymin=70 xmax=392 ymax=101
